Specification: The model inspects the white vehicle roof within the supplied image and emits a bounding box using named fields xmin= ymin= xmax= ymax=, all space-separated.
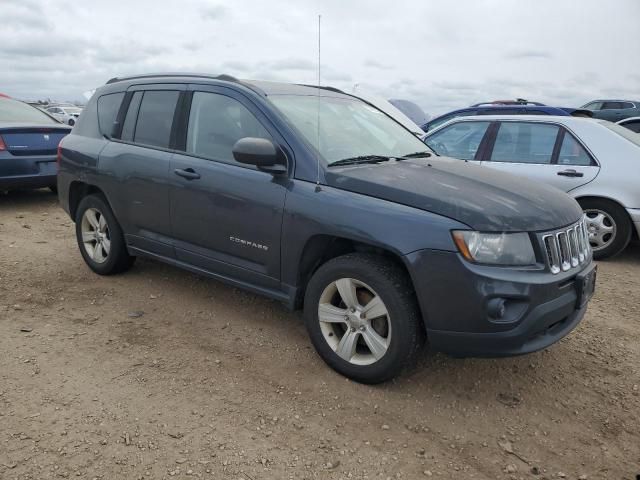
xmin=350 ymin=89 xmax=425 ymax=136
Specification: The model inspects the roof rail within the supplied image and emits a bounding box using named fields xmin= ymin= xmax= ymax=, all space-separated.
xmin=105 ymin=72 xmax=241 ymax=85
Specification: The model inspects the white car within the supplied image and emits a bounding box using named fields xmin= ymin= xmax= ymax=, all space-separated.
xmin=46 ymin=105 xmax=82 ymax=126
xmin=617 ymin=116 xmax=640 ymax=133
xmin=424 ymin=115 xmax=640 ymax=259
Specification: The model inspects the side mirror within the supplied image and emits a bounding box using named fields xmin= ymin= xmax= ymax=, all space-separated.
xmin=232 ymin=137 xmax=279 ymax=165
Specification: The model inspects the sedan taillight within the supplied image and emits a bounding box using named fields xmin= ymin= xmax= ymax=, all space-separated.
xmin=0 ymin=135 xmax=6 ymax=151
xmin=56 ymin=143 xmax=62 ymax=166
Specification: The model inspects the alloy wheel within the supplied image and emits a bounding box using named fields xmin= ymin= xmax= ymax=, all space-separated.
xmin=80 ymin=208 xmax=111 ymax=263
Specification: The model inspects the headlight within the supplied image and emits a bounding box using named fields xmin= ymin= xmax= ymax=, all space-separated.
xmin=452 ymin=231 xmax=536 ymax=266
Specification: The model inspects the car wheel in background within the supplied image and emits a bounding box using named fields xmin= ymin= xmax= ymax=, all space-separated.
xmin=303 ymin=253 xmax=424 ymax=384
xmin=68 ymin=119 xmax=75 ymax=126
xmin=579 ymin=198 xmax=632 ymax=259
xmin=75 ymin=194 xmax=135 ymax=275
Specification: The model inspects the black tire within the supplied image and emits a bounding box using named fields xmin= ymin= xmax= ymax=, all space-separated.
xmin=303 ymin=253 xmax=424 ymax=384
xmin=68 ymin=119 xmax=75 ymax=126
xmin=75 ymin=194 xmax=135 ymax=275
xmin=578 ymin=198 xmax=632 ymax=260
xmin=49 ymin=185 xmax=58 ymax=194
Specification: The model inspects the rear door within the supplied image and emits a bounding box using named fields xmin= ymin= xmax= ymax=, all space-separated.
xmin=480 ymin=121 xmax=599 ymax=192
xmin=97 ymin=85 xmax=183 ymax=257
xmin=168 ymin=85 xmax=288 ymax=290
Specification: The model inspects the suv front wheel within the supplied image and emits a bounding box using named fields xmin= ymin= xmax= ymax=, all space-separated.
xmin=75 ymin=194 xmax=135 ymax=275
xmin=304 ymin=253 xmax=424 ymax=384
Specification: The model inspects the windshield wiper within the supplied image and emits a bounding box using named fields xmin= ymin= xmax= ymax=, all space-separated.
xmin=399 ymin=151 xmax=432 ymax=159
xmin=328 ymin=155 xmax=393 ymax=167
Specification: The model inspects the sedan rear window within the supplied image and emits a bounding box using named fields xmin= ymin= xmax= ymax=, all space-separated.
xmin=0 ymin=98 xmax=60 ymax=124
xmin=601 ymin=121 xmax=640 ymax=148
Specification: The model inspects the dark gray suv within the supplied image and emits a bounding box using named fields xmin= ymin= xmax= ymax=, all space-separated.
xmin=57 ymin=73 xmax=596 ymax=383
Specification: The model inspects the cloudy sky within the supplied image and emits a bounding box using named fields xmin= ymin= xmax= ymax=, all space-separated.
xmin=2 ymin=0 xmax=639 ymax=116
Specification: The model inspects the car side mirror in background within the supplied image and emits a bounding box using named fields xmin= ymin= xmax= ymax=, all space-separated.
xmin=232 ymin=137 xmax=287 ymax=174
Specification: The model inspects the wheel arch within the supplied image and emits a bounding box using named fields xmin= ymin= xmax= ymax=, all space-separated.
xmin=574 ymin=194 xmax=637 ymax=240
xmin=68 ymin=181 xmax=109 ymax=221
xmin=293 ymin=234 xmax=420 ymax=312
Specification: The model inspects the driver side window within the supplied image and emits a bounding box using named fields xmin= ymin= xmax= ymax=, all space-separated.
xmin=425 ymin=121 xmax=490 ymax=160
xmin=186 ymin=92 xmax=272 ymax=166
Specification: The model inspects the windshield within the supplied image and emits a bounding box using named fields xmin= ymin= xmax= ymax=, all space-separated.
xmin=600 ymin=120 xmax=640 ymax=148
xmin=269 ymin=95 xmax=431 ymax=164
xmin=0 ymin=98 xmax=60 ymax=124
xmin=63 ymin=107 xmax=82 ymax=114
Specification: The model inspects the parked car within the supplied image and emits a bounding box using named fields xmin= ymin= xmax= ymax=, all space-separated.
xmin=58 ymin=73 xmax=595 ymax=383
xmin=388 ymin=99 xmax=429 ymax=127
xmin=581 ymin=100 xmax=640 ymax=122
xmin=616 ymin=116 xmax=640 ymax=133
xmin=471 ymin=99 xmax=546 ymax=106
xmin=424 ymin=115 xmax=640 ymax=259
xmin=46 ymin=105 xmax=83 ymax=126
xmin=0 ymin=97 xmax=71 ymax=192
xmin=422 ymin=105 xmax=590 ymax=132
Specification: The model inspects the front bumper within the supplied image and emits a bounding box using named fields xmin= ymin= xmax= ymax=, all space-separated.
xmin=405 ymin=249 xmax=595 ymax=357
xmin=627 ymin=208 xmax=640 ymax=239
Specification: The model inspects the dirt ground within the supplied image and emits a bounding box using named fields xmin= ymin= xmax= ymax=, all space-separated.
xmin=0 ymin=189 xmax=639 ymax=480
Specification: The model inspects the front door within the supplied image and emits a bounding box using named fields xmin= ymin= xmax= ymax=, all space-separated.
xmin=480 ymin=121 xmax=599 ymax=193
xmin=168 ymin=86 xmax=288 ymax=290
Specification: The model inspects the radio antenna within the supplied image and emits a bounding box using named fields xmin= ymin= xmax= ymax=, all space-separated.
xmin=315 ymin=14 xmax=321 ymax=189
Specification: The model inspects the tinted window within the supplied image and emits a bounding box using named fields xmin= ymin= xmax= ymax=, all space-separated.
xmin=121 ymin=91 xmax=142 ymax=141
xmin=97 ymin=92 xmax=125 ymax=136
xmin=622 ymin=120 xmax=640 ymax=133
xmin=133 ymin=91 xmax=179 ymax=148
xmin=425 ymin=121 xmax=490 ymax=160
xmin=601 ymin=102 xmax=623 ymax=110
xmin=490 ymin=122 xmax=559 ymax=164
xmin=558 ymin=133 xmax=592 ymax=166
xmin=620 ymin=102 xmax=635 ymax=110
xmin=186 ymin=92 xmax=271 ymax=164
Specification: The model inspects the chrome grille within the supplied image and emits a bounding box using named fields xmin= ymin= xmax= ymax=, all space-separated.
xmin=542 ymin=217 xmax=591 ymax=274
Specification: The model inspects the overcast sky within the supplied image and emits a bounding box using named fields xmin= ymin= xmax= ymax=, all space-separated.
xmin=2 ymin=0 xmax=639 ymax=116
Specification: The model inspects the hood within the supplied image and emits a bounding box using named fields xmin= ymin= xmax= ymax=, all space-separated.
xmin=325 ymin=157 xmax=583 ymax=232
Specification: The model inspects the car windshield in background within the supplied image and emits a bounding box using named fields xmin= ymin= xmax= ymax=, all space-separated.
xmin=601 ymin=121 xmax=640 ymax=148
xmin=0 ymin=98 xmax=60 ymax=124
xmin=269 ymin=95 xmax=431 ymax=164
xmin=63 ymin=107 xmax=82 ymax=114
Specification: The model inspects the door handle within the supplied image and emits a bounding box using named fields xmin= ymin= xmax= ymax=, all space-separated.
xmin=557 ymin=169 xmax=584 ymax=178
xmin=174 ymin=168 xmax=201 ymax=180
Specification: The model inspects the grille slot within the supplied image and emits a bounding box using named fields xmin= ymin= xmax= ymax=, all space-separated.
xmin=542 ymin=217 xmax=591 ymax=274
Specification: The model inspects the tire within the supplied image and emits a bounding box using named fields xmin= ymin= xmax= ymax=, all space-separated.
xmin=49 ymin=185 xmax=58 ymax=194
xmin=303 ymin=253 xmax=424 ymax=384
xmin=68 ymin=119 xmax=75 ymax=126
xmin=579 ymin=198 xmax=632 ymax=260
xmin=75 ymin=194 xmax=135 ymax=275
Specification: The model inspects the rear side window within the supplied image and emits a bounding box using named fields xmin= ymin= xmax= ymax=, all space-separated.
xmin=186 ymin=92 xmax=271 ymax=165
xmin=490 ymin=122 xmax=559 ymax=164
xmin=601 ymin=101 xmax=623 ymax=110
xmin=620 ymin=102 xmax=635 ymax=109
xmin=97 ymin=92 xmax=125 ymax=137
xmin=120 ymin=91 xmax=143 ymax=142
xmin=133 ymin=91 xmax=180 ymax=148
xmin=557 ymin=133 xmax=592 ymax=166
xmin=425 ymin=121 xmax=490 ymax=160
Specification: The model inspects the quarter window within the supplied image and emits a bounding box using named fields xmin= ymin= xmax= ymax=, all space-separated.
xmin=186 ymin=92 xmax=271 ymax=165
xmin=490 ymin=122 xmax=559 ymax=164
xmin=97 ymin=92 xmax=125 ymax=137
xmin=557 ymin=132 xmax=592 ymax=166
xmin=133 ymin=91 xmax=180 ymax=148
xmin=425 ymin=121 xmax=490 ymax=160
xmin=620 ymin=102 xmax=635 ymax=110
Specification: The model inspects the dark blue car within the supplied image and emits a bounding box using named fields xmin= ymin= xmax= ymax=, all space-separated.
xmin=0 ymin=97 xmax=71 ymax=192
xmin=422 ymin=105 xmax=590 ymax=132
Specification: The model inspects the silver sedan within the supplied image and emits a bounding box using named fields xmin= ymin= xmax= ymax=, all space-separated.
xmin=424 ymin=115 xmax=640 ymax=259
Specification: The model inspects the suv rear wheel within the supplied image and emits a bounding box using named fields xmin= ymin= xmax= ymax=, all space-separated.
xmin=579 ymin=198 xmax=632 ymax=259
xmin=75 ymin=194 xmax=135 ymax=275
xmin=304 ymin=253 xmax=424 ymax=384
